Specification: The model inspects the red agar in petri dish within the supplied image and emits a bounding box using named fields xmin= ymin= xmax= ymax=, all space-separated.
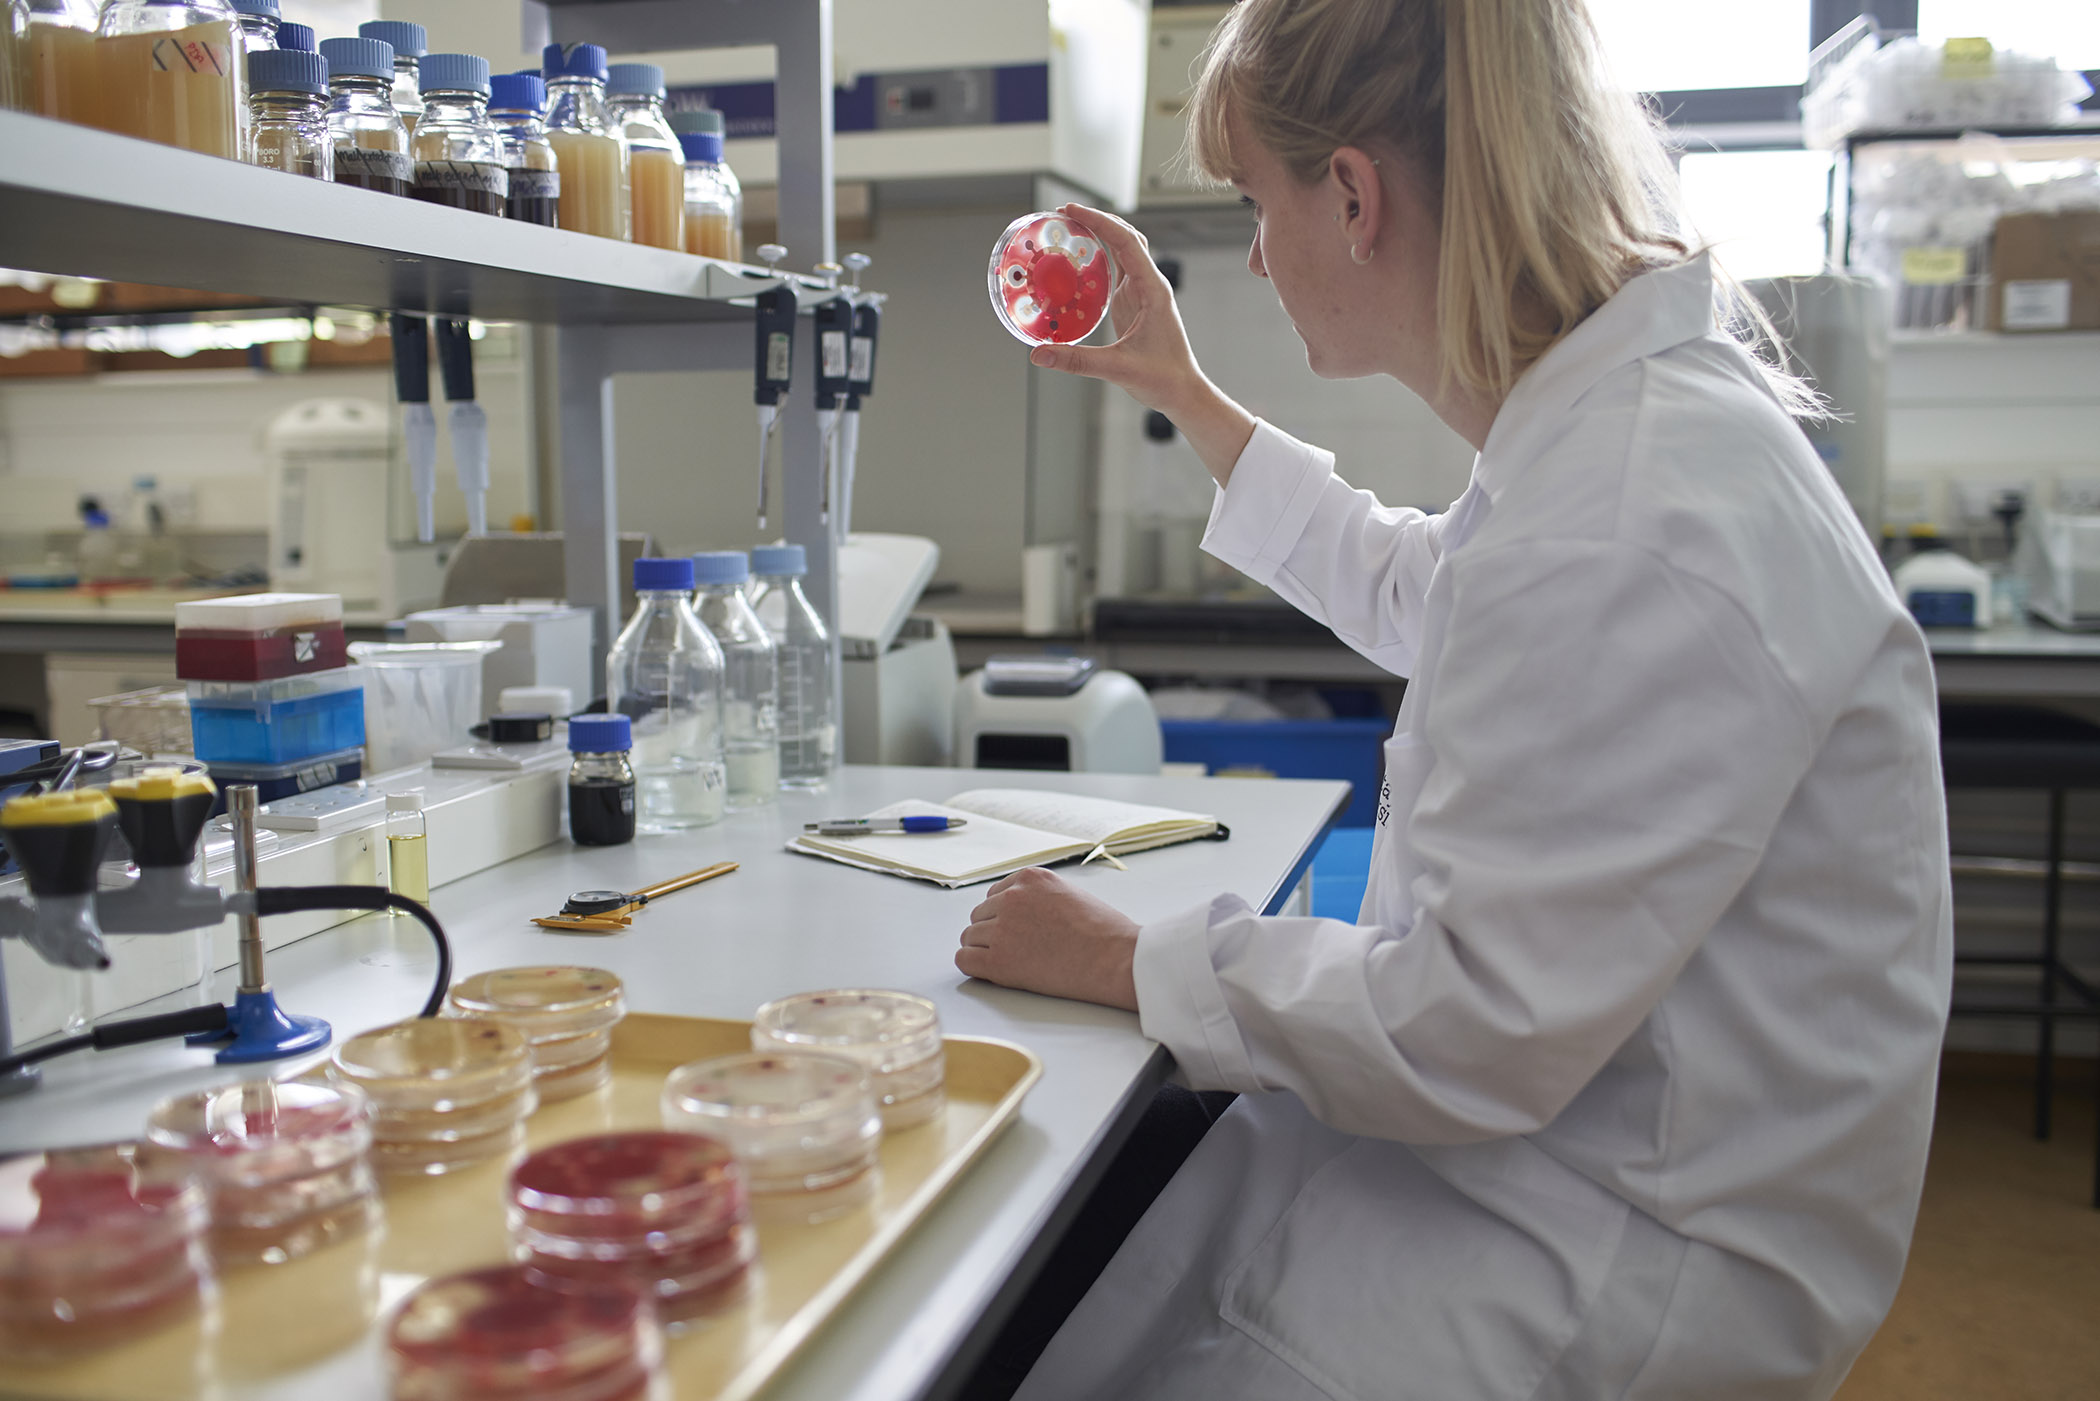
xmin=988 ymin=211 xmax=1117 ymax=346
xmin=387 ymin=1263 xmax=660 ymax=1401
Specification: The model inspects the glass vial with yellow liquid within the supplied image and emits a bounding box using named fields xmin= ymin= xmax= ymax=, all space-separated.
xmin=97 ymin=0 xmax=246 ymax=160
xmin=605 ymin=63 xmax=682 ymax=251
xmin=385 ymin=789 xmax=429 ymax=906
xmin=24 ymin=0 xmax=99 ymax=126
xmin=542 ymin=42 xmax=627 ymax=240
xmin=672 ymin=108 xmax=741 ymax=261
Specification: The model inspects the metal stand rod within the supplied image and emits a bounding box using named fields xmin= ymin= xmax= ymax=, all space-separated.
xmin=230 ymin=785 xmax=266 ymax=996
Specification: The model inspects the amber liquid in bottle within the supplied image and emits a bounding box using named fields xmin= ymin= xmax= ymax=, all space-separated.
xmin=99 ymin=21 xmax=244 ymax=159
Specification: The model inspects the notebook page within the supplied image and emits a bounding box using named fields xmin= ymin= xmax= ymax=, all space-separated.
xmin=789 ymin=799 xmax=1089 ymax=883
xmin=946 ymin=789 xmax=1216 ymax=848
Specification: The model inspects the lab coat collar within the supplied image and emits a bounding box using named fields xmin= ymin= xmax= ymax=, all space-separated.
xmin=1474 ymin=254 xmax=1721 ymax=495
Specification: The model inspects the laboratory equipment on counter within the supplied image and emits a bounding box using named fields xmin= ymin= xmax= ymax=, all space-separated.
xmin=331 ymin=1016 xmax=535 ymax=1174
xmin=74 ymin=497 xmax=120 ymax=583
xmin=26 ymin=0 xmax=98 ymax=126
xmin=227 ymin=0 xmax=271 ymax=53
xmin=608 ymin=557 xmax=726 ymax=832
xmin=989 ymin=210 xmax=1116 ymax=346
xmin=837 ymin=252 xmax=884 ymax=542
xmin=357 ymin=17 xmax=422 ymax=130
xmin=1892 ymin=543 xmax=1992 ymax=628
xmin=96 ymin=0 xmax=244 ymax=160
xmin=749 ymin=543 xmax=837 ymax=788
xmin=542 ymin=41 xmax=628 ymax=240
xmin=433 ymin=314 xmax=489 ymax=533
xmin=749 ymin=242 xmax=796 ymax=529
xmin=539 ymin=863 xmax=737 ymax=933
xmin=953 ymin=662 xmax=1163 ymax=774
xmin=385 ymin=789 xmax=427 ymax=904
xmin=386 ymin=1264 xmax=664 ymax=1399
xmin=565 ymin=712 xmax=635 ymax=848
xmin=444 ymin=966 xmax=625 ymax=1101
xmin=245 ymin=47 xmax=332 ymax=180
xmin=1746 ymin=274 xmax=1888 ymax=544
xmin=811 ymin=262 xmax=853 ymax=526
xmin=835 ymin=533 xmax=954 ymax=767
xmin=271 ymin=19 xmax=307 ymax=50
xmin=411 ymin=54 xmax=506 ymax=216
xmin=502 ymin=685 xmax=574 ymax=717
xmin=176 ymin=591 xmax=346 ymax=681
xmin=391 ymin=313 xmax=439 ymax=543
xmin=692 ymin=551 xmax=779 ymax=809
xmin=264 ymin=398 xmax=447 ymax=615
xmin=322 ymin=36 xmax=409 ymax=196
xmin=2021 ymin=511 xmax=2100 ymax=631
xmin=672 ymin=107 xmax=740 ymax=259
xmin=347 ymin=640 xmax=499 ymax=772
xmin=605 ymin=62 xmax=682 ymax=251
xmin=404 ymin=603 xmax=594 ymax=715
xmin=204 ymin=746 xmax=361 ymax=803
xmin=752 ymin=989 xmax=945 ymax=1130
xmin=186 ymin=669 xmax=365 ymax=765
xmin=488 ymin=70 xmax=557 ymax=225
xmin=660 ymin=1051 xmax=882 ymax=1222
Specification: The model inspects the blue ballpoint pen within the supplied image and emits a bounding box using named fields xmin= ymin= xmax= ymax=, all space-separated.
xmin=805 ymin=816 xmax=967 ymax=835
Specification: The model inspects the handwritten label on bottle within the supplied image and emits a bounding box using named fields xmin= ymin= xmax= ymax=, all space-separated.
xmin=414 ymin=161 xmax=510 ymax=199
xmin=508 ymin=168 xmax=560 ymax=199
xmin=338 ymin=147 xmax=411 ymax=184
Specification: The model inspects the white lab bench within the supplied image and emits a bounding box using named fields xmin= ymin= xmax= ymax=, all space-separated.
xmin=1925 ymin=621 xmax=2100 ymax=699
xmin=0 ymin=764 xmax=1348 ymax=1401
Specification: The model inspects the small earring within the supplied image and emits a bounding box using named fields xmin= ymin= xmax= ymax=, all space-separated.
xmin=1351 ymin=243 xmax=1375 ymax=266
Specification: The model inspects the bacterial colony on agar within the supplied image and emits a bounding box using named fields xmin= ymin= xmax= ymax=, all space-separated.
xmin=988 ymin=212 xmax=1117 ymax=347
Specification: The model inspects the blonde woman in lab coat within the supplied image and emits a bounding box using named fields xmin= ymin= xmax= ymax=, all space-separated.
xmin=957 ymin=1 xmax=1952 ymax=1397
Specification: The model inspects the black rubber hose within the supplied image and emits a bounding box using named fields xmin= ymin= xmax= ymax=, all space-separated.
xmin=0 ymin=1002 xmax=229 ymax=1077
xmin=254 ymin=885 xmax=453 ymax=1018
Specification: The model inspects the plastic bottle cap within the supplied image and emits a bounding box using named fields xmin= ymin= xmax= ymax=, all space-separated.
xmin=691 ymin=551 xmax=750 ymax=586
xmin=632 ymin=556 xmax=695 ymax=592
xmin=542 ymin=42 xmax=609 ymax=83
xmin=319 ymin=37 xmax=393 ymax=82
xmin=750 ymin=544 xmax=807 ymax=577
xmin=499 ymin=685 xmax=574 ymax=716
xmin=250 ymin=48 xmax=329 ymax=97
xmin=385 ymin=789 xmax=425 ymax=814
xmin=359 ymin=19 xmax=427 ymax=59
xmin=420 ymin=53 xmax=491 ymax=97
xmin=668 ymin=107 xmax=725 ymax=136
xmin=605 ymin=62 xmax=665 ymax=98
xmin=274 ymin=21 xmax=315 ymax=52
xmin=678 ymin=131 xmax=724 ymax=165
xmin=489 ymin=72 xmax=545 ymax=114
xmin=228 ymin=0 xmax=279 ymax=18
xmin=568 ymin=713 xmax=632 ymax=754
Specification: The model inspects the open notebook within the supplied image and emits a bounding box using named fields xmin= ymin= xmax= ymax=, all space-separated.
xmin=786 ymin=788 xmax=1227 ymax=889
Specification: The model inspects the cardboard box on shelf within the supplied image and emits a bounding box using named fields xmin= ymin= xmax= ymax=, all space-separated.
xmin=1989 ymin=210 xmax=2100 ymax=333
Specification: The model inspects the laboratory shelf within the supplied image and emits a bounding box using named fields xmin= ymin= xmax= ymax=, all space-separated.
xmin=0 ymin=110 xmax=817 ymax=326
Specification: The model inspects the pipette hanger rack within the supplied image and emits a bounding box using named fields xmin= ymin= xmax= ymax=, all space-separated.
xmin=533 ymin=861 xmax=739 ymax=934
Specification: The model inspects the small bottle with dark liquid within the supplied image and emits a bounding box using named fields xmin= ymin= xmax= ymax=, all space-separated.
xmin=566 ymin=714 xmax=637 ymax=847
xmin=489 ymin=72 xmax=560 ymax=227
xmin=321 ymin=36 xmax=410 ymax=197
xmin=408 ymin=53 xmax=507 ymax=218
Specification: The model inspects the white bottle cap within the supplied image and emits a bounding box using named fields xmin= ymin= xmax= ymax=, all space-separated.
xmin=385 ymin=789 xmax=425 ymax=813
xmin=498 ymin=685 xmax=575 ymax=717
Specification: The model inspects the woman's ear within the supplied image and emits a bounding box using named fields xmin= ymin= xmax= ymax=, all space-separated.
xmin=1330 ymin=146 xmax=1385 ymax=261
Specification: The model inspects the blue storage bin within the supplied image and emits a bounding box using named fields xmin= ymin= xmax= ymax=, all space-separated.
xmin=1160 ymin=716 xmax=1391 ymax=826
xmin=188 ymin=668 xmax=365 ymax=765
xmin=1309 ymin=826 xmax=1376 ymax=921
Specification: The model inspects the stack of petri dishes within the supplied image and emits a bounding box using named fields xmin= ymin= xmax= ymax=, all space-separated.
xmin=144 ymin=1079 xmax=378 ymax=1265
xmin=386 ymin=1263 xmax=662 ymax=1401
xmin=0 ymin=1145 xmax=211 ymax=1360
xmin=660 ymin=1051 xmax=882 ymax=1221
xmin=445 ymin=966 xmax=627 ymax=1102
xmin=510 ymin=1131 xmax=754 ymax=1323
xmin=332 ymin=1018 xmax=538 ymax=1176
xmin=751 ymin=989 xmax=946 ymax=1130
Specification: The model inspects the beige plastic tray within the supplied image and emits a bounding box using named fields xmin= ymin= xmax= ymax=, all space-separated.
xmin=5 ymin=1013 xmax=1043 ymax=1401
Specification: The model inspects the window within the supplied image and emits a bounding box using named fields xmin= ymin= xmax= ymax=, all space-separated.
xmin=1917 ymin=1 xmax=2100 ymax=71
xmin=1677 ymin=149 xmax=1835 ymax=281
xmin=1587 ymin=0 xmax=1810 ymax=92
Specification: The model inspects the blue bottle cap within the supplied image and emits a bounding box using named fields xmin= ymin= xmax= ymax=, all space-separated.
xmin=750 ymin=544 xmax=806 ymax=577
xmin=633 ymin=556 xmax=695 ymax=592
xmin=274 ymin=21 xmax=315 ymax=52
xmin=229 ymin=0 xmax=279 ymax=18
xmin=691 ymin=551 xmax=750 ymax=586
xmin=678 ymin=131 xmax=724 ymax=165
xmin=542 ymin=42 xmax=609 ymax=82
xmin=250 ymin=48 xmax=328 ymax=96
xmin=359 ymin=20 xmax=426 ymax=59
xmin=605 ymin=62 xmax=665 ymax=98
xmin=568 ymin=713 xmax=632 ymax=754
xmin=319 ymin=37 xmax=393 ymax=82
xmin=419 ymin=53 xmax=491 ymax=97
xmin=668 ymin=107 xmax=724 ymax=136
xmin=489 ymin=72 xmax=545 ymax=113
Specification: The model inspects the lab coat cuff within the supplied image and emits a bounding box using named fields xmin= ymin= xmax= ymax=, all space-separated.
xmin=1202 ymin=419 xmax=1333 ymax=587
xmin=1133 ymin=895 xmax=1260 ymax=1093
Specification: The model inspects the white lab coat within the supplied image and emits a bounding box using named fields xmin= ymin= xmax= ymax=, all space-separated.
xmin=1015 ymin=256 xmax=1951 ymax=1401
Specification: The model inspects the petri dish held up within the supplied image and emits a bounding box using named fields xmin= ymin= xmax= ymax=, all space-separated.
xmin=988 ymin=211 xmax=1117 ymax=346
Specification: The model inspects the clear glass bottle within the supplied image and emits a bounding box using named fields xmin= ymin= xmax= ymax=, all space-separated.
xmin=608 ymin=557 xmax=726 ymax=832
xmin=671 ymin=108 xmax=741 ymax=261
xmin=691 ymin=552 xmax=779 ymax=809
xmin=227 ymin=0 xmax=273 ymax=53
xmin=488 ymin=71 xmax=558 ymax=226
xmin=605 ymin=62 xmax=682 ymax=252
xmin=320 ymin=36 xmax=409 ymax=197
xmin=385 ymin=789 xmax=428 ymax=904
xmin=245 ymin=47 xmax=330 ymax=179
xmin=97 ymin=0 xmax=245 ymax=160
xmin=25 ymin=0 xmax=100 ymax=127
xmin=410 ymin=53 xmax=507 ymax=216
xmin=541 ymin=41 xmax=628 ymax=240
xmin=748 ymin=544 xmax=836 ymax=787
xmin=357 ymin=18 xmax=421 ymax=131
xmin=565 ymin=713 xmax=635 ymax=847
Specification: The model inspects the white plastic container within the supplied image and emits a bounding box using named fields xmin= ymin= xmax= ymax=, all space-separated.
xmin=348 ymin=641 xmax=500 ymax=773
xmin=1892 ymin=547 xmax=1992 ymax=628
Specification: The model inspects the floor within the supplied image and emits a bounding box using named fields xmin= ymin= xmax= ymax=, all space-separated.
xmin=1838 ymin=1053 xmax=2100 ymax=1401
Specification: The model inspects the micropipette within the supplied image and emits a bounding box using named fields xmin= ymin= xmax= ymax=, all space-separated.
xmin=751 ymin=243 xmax=795 ymax=529
xmin=811 ymin=261 xmax=852 ymax=527
xmin=391 ymin=314 xmax=438 ymax=543
xmin=434 ymin=317 xmax=489 ymax=536
xmin=839 ymin=252 xmax=884 ymax=543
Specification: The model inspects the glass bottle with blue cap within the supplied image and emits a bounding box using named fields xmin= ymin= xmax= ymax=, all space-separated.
xmin=608 ymin=557 xmax=727 ymax=831
xmin=247 ymin=47 xmax=332 ymax=180
xmin=750 ymin=543 xmax=836 ymax=788
xmin=489 ymin=71 xmax=558 ymax=225
xmin=410 ymin=54 xmax=506 ymax=216
xmin=321 ymin=36 xmax=409 ymax=196
xmin=357 ymin=18 xmax=424 ymax=130
xmin=227 ymin=0 xmax=274 ymax=54
xmin=692 ymin=552 xmax=780 ymax=808
xmin=567 ymin=713 xmax=636 ymax=847
xmin=606 ymin=62 xmax=684 ymax=250
xmin=542 ymin=42 xmax=629 ymax=240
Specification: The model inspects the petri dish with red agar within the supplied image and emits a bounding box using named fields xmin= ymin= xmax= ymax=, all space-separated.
xmin=988 ymin=211 xmax=1117 ymax=346
xmin=660 ymin=1051 xmax=882 ymax=1222
xmin=386 ymin=1263 xmax=661 ymax=1401
xmin=332 ymin=1017 xmax=538 ymax=1176
xmin=510 ymin=1131 xmax=754 ymax=1323
xmin=445 ymin=966 xmax=627 ymax=1103
xmin=751 ymin=989 xmax=945 ymax=1131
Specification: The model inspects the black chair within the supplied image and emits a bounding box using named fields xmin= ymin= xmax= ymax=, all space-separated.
xmin=1939 ymin=702 xmax=2100 ymax=1207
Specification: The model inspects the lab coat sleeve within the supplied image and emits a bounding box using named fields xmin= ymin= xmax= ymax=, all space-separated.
xmin=1133 ymin=539 xmax=1818 ymax=1144
xmin=1202 ymin=419 xmax=1455 ymax=677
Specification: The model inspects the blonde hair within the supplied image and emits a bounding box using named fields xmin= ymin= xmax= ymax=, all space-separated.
xmin=1187 ymin=0 xmax=1815 ymax=413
